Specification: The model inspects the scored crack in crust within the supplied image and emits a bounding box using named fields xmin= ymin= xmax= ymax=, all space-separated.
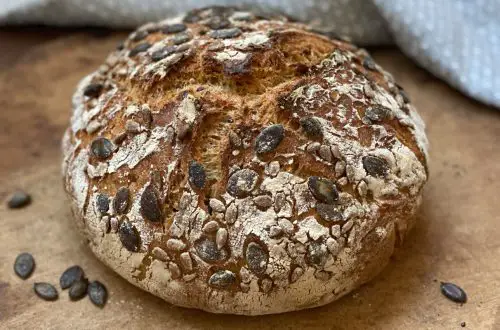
xmin=62 ymin=6 xmax=429 ymax=315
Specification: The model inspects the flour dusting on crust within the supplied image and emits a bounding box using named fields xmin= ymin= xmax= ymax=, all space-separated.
xmin=62 ymin=6 xmax=428 ymax=315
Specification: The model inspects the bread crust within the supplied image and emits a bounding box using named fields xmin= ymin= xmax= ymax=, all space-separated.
xmin=62 ymin=6 xmax=428 ymax=315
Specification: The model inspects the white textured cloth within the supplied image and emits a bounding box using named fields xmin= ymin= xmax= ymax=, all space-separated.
xmin=1 ymin=0 xmax=498 ymax=108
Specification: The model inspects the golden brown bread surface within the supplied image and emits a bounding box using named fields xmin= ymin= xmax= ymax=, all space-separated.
xmin=62 ymin=6 xmax=429 ymax=315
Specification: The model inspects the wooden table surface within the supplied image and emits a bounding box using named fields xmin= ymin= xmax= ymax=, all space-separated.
xmin=0 ymin=29 xmax=499 ymax=330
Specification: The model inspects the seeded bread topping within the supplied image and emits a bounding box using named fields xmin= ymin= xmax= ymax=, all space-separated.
xmin=62 ymin=6 xmax=428 ymax=315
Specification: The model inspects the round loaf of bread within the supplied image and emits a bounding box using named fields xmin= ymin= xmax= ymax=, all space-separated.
xmin=62 ymin=6 xmax=429 ymax=315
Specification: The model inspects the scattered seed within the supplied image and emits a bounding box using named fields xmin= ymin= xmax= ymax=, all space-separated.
xmin=209 ymin=199 xmax=225 ymax=213
xmin=306 ymin=241 xmax=329 ymax=268
xmin=300 ymin=117 xmax=323 ymax=138
xmin=172 ymin=33 xmax=191 ymax=45
xmin=96 ymin=194 xmax=109 ymax=214
xmin=265 ymin=161 xmax=280 ymax=177
xmin=83 ymin=83 xmax=103 ymax=98
xmin=290 ymin=266 xmax=304 ymax=283
xmin=151 ymin=46 xmax=177 ymax=62
xmin=90 ymin=137 xmax=113 ymax=160
xmin=274 ymin=192 xmax=286 ymax=213
xmin=194 ymin=237 xmax=228 ymax=263
xmin=119 ymin=221 xmax=141 ymax=252
xmin=208 ymin=270 xmax=236 ymax=289
xmin=141 ymin=108 xmax=153 ymax=128
xmin=223 ymin=55 xmax=252 ymax=75
xmin=231 ymin=12 xmax=253 ymax=21
xmin=440 ymin=282 xmax=467 ymax=303
xmin=166 ymin=239 xmax=186 ymax=252
xmin=210 ymin=28 xmax=242 ymax=39
xmin=179 ymin=252 xmax=193 ymax=271
xmin=225 ymin=203 xmax=238 ymax=225
xmin=7 ymin=191 xmax=31 ymax=209
xmin=140 ymin=185 xmax=162 ymax=222
xmin=357 ymin=180 xmax=368 ymax=197
xmin=269 ymin=225 xmax=283 ymax=238
xmin=161 ymin=23 xmax=187 ymax=34
xmin=308 ymin=176 xmax=339 ymax=204
xmin=362 ymin=156 xmax=389 ymax=177
xmin=341 ymin=220 xmax=354 ymax=233
xmin=188 ymin=161 xmax=206 ymax=189
xmin=202 ymin=220 xmax=219 ymax=233
xmin=254 ymin=124 xmax=284 ymax=154
xmin=206 ymin=16 xmax=231 ymax=30
xmin=88 ymin=281 xmax=108 ymax=307
xmin=152 ymin=247 xmax=169 ymax=261
xmin=227 ymin=169 xmax=259 ymax=197
xmin=110 ymin=217 xmax=119 ymax=233
xmin=131 ymin=30 xmax=148 ymax=42
xmin=125 ymin=120 xmax=141 ymax=134
xmin=319 ymin=145 xmax=333 ymax=162
xmin=60 ymin=265 xmax=85 ymax=289
xmin=335 ymin=161 xmax=346 ymax=177
xmin=316 ymin=203 xmax=343 ymax=222
xmin=330 ymin=145 xmax=341 ymax=159
xmin=363 ymin=56 xmax=377 ymax=71
xmin=113 ymin=187 xmax=130 ymax=214
xmin=14 ymin=253 xmax=35 ymax=279
xmin=253 ymin=195 xmax=273 ymax=210
xmin=365 ymin=105 xmax=390 ymax=122
xmin=228 ymin=131 xmax=242 ymax=148
xmin=461 ymin=322 xmax=466 ymax=327
xmin=129 ymin=42 xmax=152 ymax=57
xmin=34 ymin=283 xmax=58 ymax=301
xmin=331 ymin=225 xmax=341 ymax=238
xmin=168 ymin=262 xmax=181 ymax=279
xmin=306 ymin=142 xmax=321 ymax=154
xmin=326 ymin=237 xmax=341 ymax=256
xmin=216 ymin=228 xmax=228 ymax=249
xmin=69 ymin=278 xmax=88 ymax=301
xmin=245 ymin=242 xmax=268 ymax=275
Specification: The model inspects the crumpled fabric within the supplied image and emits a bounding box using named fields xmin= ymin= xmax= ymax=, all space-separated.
xmin=1 ymin=0 xmax=498 ymax=108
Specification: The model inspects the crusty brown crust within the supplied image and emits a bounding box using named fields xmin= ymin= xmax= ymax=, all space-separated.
xmin=62 ymin=6 xmax=428 ymax=315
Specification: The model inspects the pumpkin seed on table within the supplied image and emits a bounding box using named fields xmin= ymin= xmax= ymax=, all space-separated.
xmin=7 ymin=191 xmax=32 ymax=209
xmin=88 ymin=281 xmax=108 ymax=307
xmin=60 ymin=265 xmax=85 ymax=290
xmin=34 ymin=283 xmax=58 ymax=301
xmin=440 ymin=282 xmax=467 ymax=303
xmin=14 ymin=253 xmax=35 ymax=279
xmin=69 ymin=278 xmax=89 ymax=301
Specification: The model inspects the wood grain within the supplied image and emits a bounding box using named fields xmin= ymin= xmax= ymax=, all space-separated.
xmin=0 ymin=31 xmax=499 ymax=330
